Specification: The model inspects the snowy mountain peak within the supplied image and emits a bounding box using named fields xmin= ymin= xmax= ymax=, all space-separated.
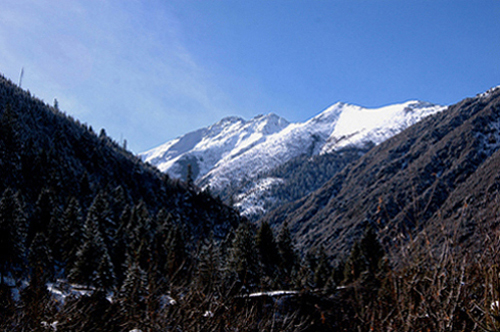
xmin=140 ymin=100 xmax=445 ymax=198
xmin=140 ymin=112 xmax=290 ymax=179
xmin=307 ymin=102 xmax=348 ymax=125
xmin=320 ymin=100 xmax=445 ymax=153
xmin=210 ymin=116 xmax=244 ymax=129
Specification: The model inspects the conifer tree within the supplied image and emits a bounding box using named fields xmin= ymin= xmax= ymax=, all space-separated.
xmin=186 ymin=164 xmax=194 ymax=188
xmin=59 ymin=197 xmax=83 ymax=264
xmin=109 ymin=185 xmax=128 ymax=222
xmin=20 ymin=247 xmax=54 ymax=332
xmin=312 ymin=246 xmax=332 ymax=289
xmin=359 ymin=225 xmax=384 ymax=275
xmin=94 ymin=248 xmax=116 ymax=292
xmin=27 ymin=233 xmax=53 ymax=283
xmin=79 ymin=171 xmax=93 ymax=204
xmin=87 ymin=192 xmax=115 ymax=250
xmin=128 ymin=201 xmax=153 ymax=271
xmin=0 ymin=104 xmax=19 ymax=148
xmin=0 ymin=104 xmax=21 ymax=185
xmin=0 ymin=188 xmax=26 ymax=283
xmin=150 ymin=209 xmax=173 ymax=282
xmin=28 ymin=188 xmax=56 ymax=246
xmin=165 ymin=223 xmax=188 ymax=278
xmin=195 ymin=233 xmax=222 ymax=293
xmin=113 ymin=204 xmax=132 ymax=282
xmin=69 ymin=206 xmax=115 ymax=287
xmin=277 ymin=222 xmax=298 ymax=286
xmin=256 ymin=221 xmax=280 ymax=283
xmin=47 ymin=206 xmax=64 ymax=268
xmin=343 ymin=225 xmax=384 ymax=284
xmin=227 ymin=222 xmax=260 ymax=290
xmin=118 ymin=261 xmax=148 ymax=322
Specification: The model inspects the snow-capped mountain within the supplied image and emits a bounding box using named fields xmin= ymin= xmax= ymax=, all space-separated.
xmin=140 ymin=113 xmax=290 ymax=181
xmin=262 ymin=86 xmax=500 ymax=257
xmin=320 ymin=101 xmax=443 ymax=153
xmin=141 ymin=100 xmax=445 ymax=216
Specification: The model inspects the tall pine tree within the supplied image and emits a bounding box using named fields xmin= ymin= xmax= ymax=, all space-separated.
xmin=226 ymin=222 xmax=260 ymax=291
xmin=195 ymin=233 xmax=222 ymax=293
xmin=69 ymin=204 xmax=115 ymax=288
xmin=0 ymin=188 xmax=26 ymax=283
xmin=88 ymin=191 xmax=115 ymax=251
xmin=277 ymin=221 xmax=298 ymax=287
xmin=164 ymin=223 xmax=188 ymax=279
xmin=59 ymin=197 xmax=83 ymax=264
xmin=118 ymin=261 xmax=148 ymax=322
xmin=343 ymin=225 xmax=384 ymax=284
xmin=27 ymin=233 xmax=53 ymax=283
xmin=256 ymin=221 xmax=280 ymax=286
xmin=128 ymin=201 xmax=153 ymax=271
xmin=28 ymin=188 xmax=57 ymax=247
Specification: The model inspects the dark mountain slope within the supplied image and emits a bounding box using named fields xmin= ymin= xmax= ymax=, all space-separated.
xmin=423 ymin=143 xmax=500 ymax=249
xmin=263 ymin=86 xmax=500 ymax=257
xmin=0 ymin=73 xmax=239 ymax=242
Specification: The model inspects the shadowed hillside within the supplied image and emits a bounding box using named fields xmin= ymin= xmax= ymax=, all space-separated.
xmin=0 ymin=74 xmax=240 ymax=241
xmin=264 ymin=86 xmax=500 ymax=258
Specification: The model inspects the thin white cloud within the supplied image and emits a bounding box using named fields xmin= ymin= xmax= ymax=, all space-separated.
xmin=0 ymin=0 xmax=235 ymax=152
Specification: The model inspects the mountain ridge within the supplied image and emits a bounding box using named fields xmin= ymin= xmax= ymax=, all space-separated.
xmin=142 ymin=100 xmax=445 ymax=217
xmin=262 ymin=86 xmax=500 ymax=257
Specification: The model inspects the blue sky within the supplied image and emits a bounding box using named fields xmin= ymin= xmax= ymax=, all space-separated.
xmin=1 ymin=0 xmax=499 ymax=152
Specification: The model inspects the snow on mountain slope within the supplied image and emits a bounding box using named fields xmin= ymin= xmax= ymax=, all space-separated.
xmin=141 ymin=101 xmax=445 ymax=196
xmin=197 ymin=103 xmax=346 ymax=191
xmin=140 ymin=113 xmax=290 ymax=180
xmin=321 ymin=101 xmax=446 ymax=153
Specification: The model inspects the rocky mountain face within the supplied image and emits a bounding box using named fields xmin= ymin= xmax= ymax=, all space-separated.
xmin=142 ymin=101 xmax=444 ymax=218
xmin=263 ymin=86 xmax=500 ymax=257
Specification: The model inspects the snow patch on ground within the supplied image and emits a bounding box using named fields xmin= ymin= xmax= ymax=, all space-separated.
xmin=235 ymin=177 xmax=285 ymax=218
xmin=47 ymin=281 xmax=98 ymax=305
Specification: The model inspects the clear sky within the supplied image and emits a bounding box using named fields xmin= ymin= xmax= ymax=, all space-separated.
xmin=1 ymin=0 xmax=499 ymax=152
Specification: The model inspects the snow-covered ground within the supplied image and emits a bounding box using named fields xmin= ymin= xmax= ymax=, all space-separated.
xmin=234 ymin=177 xmax=284 ymax=217
xmin=477 ymin=85 xmax=500 ymax=99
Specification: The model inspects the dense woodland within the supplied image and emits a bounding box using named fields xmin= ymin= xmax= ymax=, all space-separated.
xmin=2 ymin=73 xmax=500 ymax=331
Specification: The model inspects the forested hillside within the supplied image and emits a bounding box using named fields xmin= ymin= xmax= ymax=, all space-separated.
xmin=0 ymin=73 xmax=362 ymax=331
xmin=264 ymin=86 xmax=500 ymax=258
xmin=3 ymin=72 xmax=500 ymax=331
xmin=0 ymin=74 xmax=239 ymax=239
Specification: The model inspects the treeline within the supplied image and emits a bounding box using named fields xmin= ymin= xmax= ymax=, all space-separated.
xmin=0 ymin=75 xmax=238 ymax=232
